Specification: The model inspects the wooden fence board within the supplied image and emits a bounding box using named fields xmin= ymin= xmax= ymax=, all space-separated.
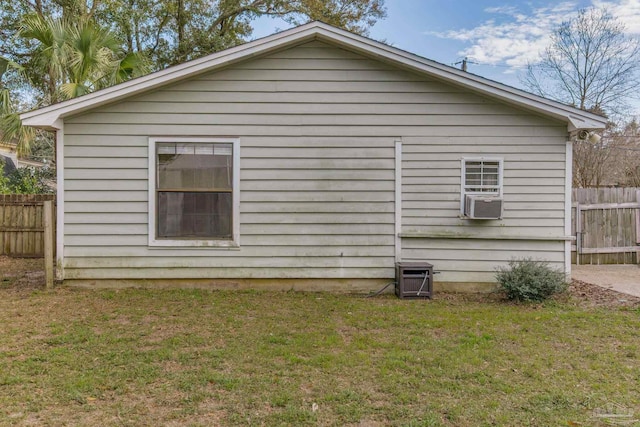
xmin=572 ymin=188 xmax=640 ymax=264
xmin=0 ymin=194 xmax=56 ymax=257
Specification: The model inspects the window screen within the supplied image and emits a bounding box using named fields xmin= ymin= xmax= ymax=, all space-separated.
xmin=463 ymin=159 xmax=501 ymax=194
xmin=156 ymin=142 xmax=233 ymax=239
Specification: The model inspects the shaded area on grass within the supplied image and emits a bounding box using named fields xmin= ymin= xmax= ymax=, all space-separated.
xmin=1 ymin=256 xmax=640 ymax=426
xmin=0 ymin=257 xmax=45 ymax=293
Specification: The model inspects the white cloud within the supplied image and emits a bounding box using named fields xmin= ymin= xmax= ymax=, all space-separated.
xmin=483 ymin=6 xmax=519 ymax=14
xmin=428 ymin=1 xmax=639 ymax=71
xmin=592 ymin=0 xmax=640 ymax=34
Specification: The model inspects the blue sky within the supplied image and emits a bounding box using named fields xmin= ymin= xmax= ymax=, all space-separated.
xmin=253 ymin=0 xmax=640 ymax=115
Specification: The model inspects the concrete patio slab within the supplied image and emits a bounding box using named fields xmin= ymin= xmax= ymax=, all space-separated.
xmin=572 ymin=265 xmax=640 ymax=298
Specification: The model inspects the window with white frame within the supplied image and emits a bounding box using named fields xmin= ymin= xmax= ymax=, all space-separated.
xmin=460 ymin=158 xmax=503 ymax=210
xmin=148 ymin=137 xmax=240 ymax=247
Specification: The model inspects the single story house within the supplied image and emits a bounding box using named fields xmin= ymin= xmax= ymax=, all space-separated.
xmin=20 ymin=22 xmax=607 ymax=291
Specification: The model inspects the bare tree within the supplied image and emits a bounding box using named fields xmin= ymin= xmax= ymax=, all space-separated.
xmin=613 ymin=119 xmax=640 ymax=186
xmin=524 ymin=8 xmax=640 ymax=118
xmin=572 ymin=126 xmax=617 ymax=187
xmin=524 ymin=8 xmax=640 ymax=187
xmin=572 ymin=118 xmax=640 ymax=187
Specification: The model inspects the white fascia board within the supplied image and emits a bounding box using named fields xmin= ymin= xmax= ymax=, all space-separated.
xmin=20 ymin=21 xmax=607 ymax=131
xmin=567 ymin=115 xmax=607 ymax=131
xmin=23 ymin=113 xmax=63 ymax=130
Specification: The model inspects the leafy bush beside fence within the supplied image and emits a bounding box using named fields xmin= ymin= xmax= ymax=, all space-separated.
xmin=0 ymin=163 xmax=54 ymax=195
xmin=496 ymin=258 xmax=568 ymax=302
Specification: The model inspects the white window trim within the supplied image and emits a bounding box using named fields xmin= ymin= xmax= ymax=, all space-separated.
xmin=459 ymin=157 xmax=504 ymax=215
xmin=148 ymin=136 xmax=241 ymax=248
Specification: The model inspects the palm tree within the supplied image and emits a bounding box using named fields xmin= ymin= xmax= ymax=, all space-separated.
xmin=20 ymin=14 xmax=150 ymax=104
xmin=0 ymin=57 xmax=35 ymax=156
xmin=0 ymin=14 xmax=150 ymax=155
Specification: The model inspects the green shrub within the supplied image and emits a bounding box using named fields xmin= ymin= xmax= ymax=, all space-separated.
xmin=0 ymin=165 xmax=54 ymax=194
xmin=495 ymin=258 xmax=567 ymax=302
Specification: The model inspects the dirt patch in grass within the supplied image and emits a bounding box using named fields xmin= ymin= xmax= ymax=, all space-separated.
xmin=0 ymin=256 xmax=46 ymax=293
xmin=563 ymin=279 xmax=640 ymax=309
xmin=433 ymin=280 xmax=640 ymax=309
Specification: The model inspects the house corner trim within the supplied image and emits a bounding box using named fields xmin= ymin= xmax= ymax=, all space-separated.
xmin=54 ymin=119 xmax=64 ymax=281
xmin=395 ymin=140 xmax=402 ymax=263
xmin=565 ymin=139 xmax=573 ymax=277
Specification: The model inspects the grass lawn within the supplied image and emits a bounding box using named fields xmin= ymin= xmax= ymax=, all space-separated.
xmin=1 ymin=266 xmax=639 ymax=425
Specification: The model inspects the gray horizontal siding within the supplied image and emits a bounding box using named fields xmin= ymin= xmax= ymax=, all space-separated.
xmin=401 ymin=239 xmax=565 ymax=283
xmin=62 ymin=212 xmax=393 ymax=225
xmin=62 ymin=40 xmax=568 ymax=282
xmin=64 ymin=124 xmax=564 ymax=137
xmin=65 ymin=245 xmax=393 ymax=257
xmin=64 ymin=234 xmax=394 ymax=247
xmin=401 ymin=131 xmax=568 ymax=236
xmin=197 ymin=68 xmax=423 ymax=81
xmin=63 ymin=135 xmax=395 ymax=147
xmin=401 ymin=218 xmax=564 ymax=227
xmin=138 ymin=91 xmax=497 ymax=104
xmin=63 ymin=267 xmax=393 ymax=280
xmin=98 ymin=102 xmax=511 ymax=115
xmin=400 ymin=121 xmax=568 ymax=282
xmin=401 ymin=193 xmax=567 ymax=202
xmin=65 ymin=223 xmax=395 ymax=235
xmin=64 ymin=189 xmax=395 ymax=203
xmin=68 ymin=113 xmax=556 ymax=127
xmin=65 ymin=256 xmax=390 ymax=268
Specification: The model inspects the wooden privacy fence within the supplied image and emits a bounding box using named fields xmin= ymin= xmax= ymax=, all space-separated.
xmin=0 ymin=194 xmax=56 ymax=258
xmin=572 ymin=188 xmax=640 ymax=264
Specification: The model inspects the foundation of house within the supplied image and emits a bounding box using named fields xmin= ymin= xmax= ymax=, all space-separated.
xmin=62 ymin=278 xmax=497 ymax=294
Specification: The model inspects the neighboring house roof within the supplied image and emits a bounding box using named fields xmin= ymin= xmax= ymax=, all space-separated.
xmin=1 ymin=153 xmax=17 ymax=176
xmin=20 ymin=21 xmax=607 ymax=131
xmin=0 ymin=144 xmax=48 ymax=171
xmin=18 ymin=157 xmax=47 ymax=168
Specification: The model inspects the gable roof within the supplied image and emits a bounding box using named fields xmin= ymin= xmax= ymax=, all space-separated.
xmin=20 ymin=21 xmax=607 ymax=131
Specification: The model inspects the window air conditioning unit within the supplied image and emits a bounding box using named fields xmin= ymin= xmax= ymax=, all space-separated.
xmin=465 ymin=195 xmax=503 ymax=219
